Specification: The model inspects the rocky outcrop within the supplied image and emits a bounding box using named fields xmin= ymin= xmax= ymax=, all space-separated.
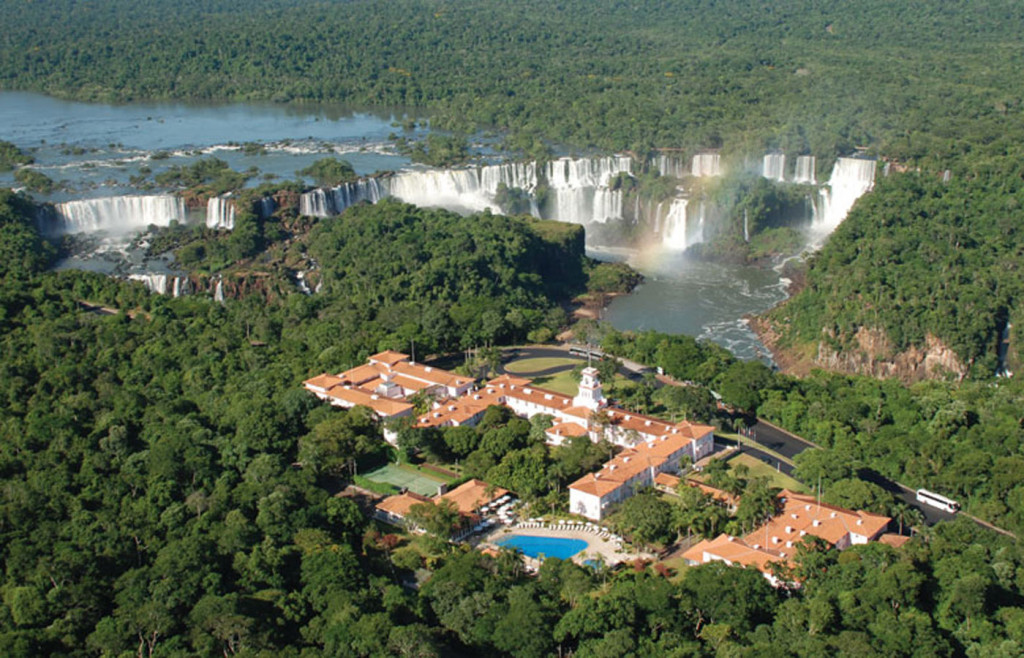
xmin=754 ymin=319 xmax=968 ymax=383
xmin=814 ymin=327 xmax=967 ymax=383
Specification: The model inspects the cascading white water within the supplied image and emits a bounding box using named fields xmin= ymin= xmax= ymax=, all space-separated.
xmin=662 ymin=198 xmax=708 ymax=250
xmin=543 ymin=156 xmax=631 ymax=225
xmin=388 ymin=168 xmax=498 ymax=213
xmin=299 ymin=178 xmax=389 ymax=217
xmin=691 ymin=153 xmax=722 ymax=178
xmin=793 ymin=155 xmax=816 ymax=184
xmin=214 ymin=279 xmax=225 ymax=303
xmin=298 ymin=162 xmax=539 ymax=218
xmin=762 ymin=153 xmax=786 ymax=182
xmin=815 ymin=158 xmax=876 ymax=233
xmin=48 ymin=195 xmax=187 ymax=234
xmin=206 ymin=195 xmax=235 ymax=230
xmin=652 ymin=155 xmax=687 ymax=179
xmin=127 ymin=274 xmax=193 ymax=296
xmin=479 ymin=161 xmax=537 ymax=194
xmin=128 ymin=273 xmax=169 ymax=294
xmin=545 ymin=156 xmax=631 ymax=189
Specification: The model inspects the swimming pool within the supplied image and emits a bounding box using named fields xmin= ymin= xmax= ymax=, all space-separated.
xmin=495 ymin=534 xmax=588 ymax=560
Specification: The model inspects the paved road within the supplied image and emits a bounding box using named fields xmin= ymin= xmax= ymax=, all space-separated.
xmin=856 ymin=468 xmax=958 ymax=526
xmin=748 ymin=419 xmax=1014 ymax=535
xmin=745 ymin=419 xmax=818 ymax=462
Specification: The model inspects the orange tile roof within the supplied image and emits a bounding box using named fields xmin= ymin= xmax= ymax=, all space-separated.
xmin=369 ymin=350 xmax=410 ymax=367
xmin=486 ymin=374 xmax=534 ymax=387
xmin=747 ymin=490 xmax=891 ymax=549
xmin=417 ymin=391 xmax=501 ymax=428
xmin=682 ymin=534 xmax=785 ymax=572
xmin=878 ymin=533 xmax=911 ymax=548
xmin=395 ymin=361 xmax=471 ymax=389
xmin=439 ymin=479 xmax=509 ymax=514
xmin=389 ymin=373 xmax=439 ymax=393
xmin=375 ymin=491 xmax=434 ymax=517
xmin=486 ymin=375 xmax=574 ymax=409
xmin=323 ymin=386 xmax=415 ymax=417
xmin=304 ymin=373 xmax=344 ymax=390
xmin=547 ymin=421 xmax=589 ymax=438
xmin=569 ymin=433 xmax=694 ymax=498
xmin=654 ymin=472 xmax=680 ymax=488
xmin=337 ymin=363 xmax=383 ymax=386
xmin=684 ymin=478 xmax=740 ymax=507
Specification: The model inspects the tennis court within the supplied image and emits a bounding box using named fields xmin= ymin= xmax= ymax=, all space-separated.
xmin=363 ymin=464 xmax=448 ymax=496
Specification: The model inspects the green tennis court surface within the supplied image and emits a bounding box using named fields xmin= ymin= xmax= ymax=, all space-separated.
xmin=363 ymin=464 xmax=447 ymax=496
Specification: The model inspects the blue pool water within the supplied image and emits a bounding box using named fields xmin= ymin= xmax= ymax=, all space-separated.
xmin=495 ymin=535 xmax=588 ymax=560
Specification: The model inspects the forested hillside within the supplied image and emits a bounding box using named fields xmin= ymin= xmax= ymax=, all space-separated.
xmin=1 ymin=0 xmax=1022 ymax=163
xmin=761 ymin=157 xmax=1024 ymax=379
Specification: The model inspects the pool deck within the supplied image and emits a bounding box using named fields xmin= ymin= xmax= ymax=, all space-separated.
xmin=474 ymin=521 xmax=654 ymax=568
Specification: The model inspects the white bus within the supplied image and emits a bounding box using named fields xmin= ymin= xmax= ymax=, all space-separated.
xmin=916 ymin=489 xmax=960 ymax=514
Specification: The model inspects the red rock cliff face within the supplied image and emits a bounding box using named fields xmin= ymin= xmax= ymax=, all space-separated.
xmin=754 ymin=318 xmax=968 ymax=383
xmin=814 ymin=327 xmax=967 ymax=383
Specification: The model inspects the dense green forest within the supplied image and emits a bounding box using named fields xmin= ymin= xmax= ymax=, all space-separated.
xmin=4 ymin=1 xmax=1024 ymax=655
xmin=1 ymin=0 xmax=1022 ymax=165
xmin=592 ymin=323 xmax=1024 ymax=534
xmin=762 ymin=156 xmax=1024 ymax=377
xmin=3 ymin=187 xmax=1024 ymax=657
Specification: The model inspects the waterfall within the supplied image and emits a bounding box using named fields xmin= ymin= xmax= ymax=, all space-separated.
xmin=296 ymin=157 xmax=628 ymax=225
xmin=762 ymin=153 xmax=786 ymax=182
xmin=652 ymin=155 xmax=687 ymax=179
xmin=545 ymin=156 xmax=631 ymax=189
xmin=542 ymin=156 xmax=631 ymax=225
xmin=206 ymin=195 xmax=235 ymax=230
xmin=214 ymin=278 xmax=225 ymax=303
xmin=479 ymin=161 xmax=537 ymax=193
xmin=127 ymin=274 xmax=193 ymax=296
xmin=299 ymin=178 xmax=389 ymax=217
xmin=815 ymin=158 xmax=876 ymax=233
xmin=128 ymin=273 xmax=168 ymax=294
xmin=45 ymin=195 xmax=187 ymax=234
xmin=691 ymin=153 xmax=722 ymax=178
xmin=662 ymin=198 xmax=707 ymax=250
xmin=744 ymin=209 xmax=750 ymax=242
xmin=388 ymin=168 xmax=497 ymax=213
xmin=257 ymin=196 xmax=276 ymax=218
xmin=793 ymin=156 xmax=816 ymax=184
xmin=997 ymin=322 xmax=1013 ymax=378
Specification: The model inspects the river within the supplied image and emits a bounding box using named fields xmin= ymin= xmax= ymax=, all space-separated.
xmin=1 ymin=91 xmax=806 ymax=361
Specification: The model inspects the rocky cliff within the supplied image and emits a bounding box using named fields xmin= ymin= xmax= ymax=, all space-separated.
xmin=754 ymin=318 xmax=968 ymax=383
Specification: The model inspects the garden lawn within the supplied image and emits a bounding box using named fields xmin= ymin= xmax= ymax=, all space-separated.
xmin=504 ymin=357 xmax=582 ymax=374
xmin=724 ymin=453 xmax=808 ymax=493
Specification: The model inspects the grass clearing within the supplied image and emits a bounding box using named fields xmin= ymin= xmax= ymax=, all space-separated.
xmin=529 ymin=370 xmax=581 ymax=395
xmin=504 ymin=357 xmax=582 ymax=374
xmin=364 ymin=463 xmax=448 ymax=496
xmin=724 ymin=453 xmax=808 ymax=492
